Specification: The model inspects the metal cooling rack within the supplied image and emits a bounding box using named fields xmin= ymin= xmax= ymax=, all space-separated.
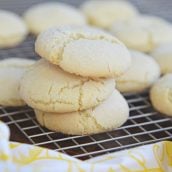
xmin=0 ymin=0 xmax=172 ymax=161
xmin=1 ymin=90 xmax=172 ymax=160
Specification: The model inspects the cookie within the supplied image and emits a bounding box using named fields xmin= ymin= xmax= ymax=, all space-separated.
xmin=110 ymin=15 xmax=172 ymax=52
xmin=24 ymin=2 xmax=86 ymax=35
xmin=35 ymin=26 xmax=131 ymax=78
xmin=116 ymin=50 xmax=160 ymax=93
xmin=151 ymin=43 xmax=172 ymax=74
xmin=0 ymin=10 xmax=28 ymax=48
xmin=0 ymin=58 xmax=35 ymax=106
xmin=0 ymin=58 xmax=35 ymax=67
xmin=35 ymin=90 xmax=129 ymax=135
xmin=150 ymin=74 xmax=172 ymax=116
xmin=20 ymin=59 xmax=115 ymax=113
xmin=81 ymin=0 xmax=138 ymax=28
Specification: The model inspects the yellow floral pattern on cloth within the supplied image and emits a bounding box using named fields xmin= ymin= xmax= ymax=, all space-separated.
xmin=0 ymin=121 xmax=172 ymax=172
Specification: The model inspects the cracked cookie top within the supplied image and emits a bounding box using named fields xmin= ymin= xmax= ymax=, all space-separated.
xmin=110 ymin=15 xmax=172 ymax=52
xmin=116 ymin=50 xmax=160 ymax=93
xmin=35 ymin=90 xmax=129 ymax=135
xmin=20 ymin=59 xmax=115 ymax=113
xmin=35 ymin=26 xmax=131 ymax=78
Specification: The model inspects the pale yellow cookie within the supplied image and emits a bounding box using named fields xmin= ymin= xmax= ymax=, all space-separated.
xmin=35 ymin=90 xmax=129 ymax=135
xmin=0 ymin=10 xmax=28 ymax=48
xmin=81 ymin=0 xmax=138 ymax=28
xmin=150 ymin=74 xmax=172 ymax=116
xmin=110 ymin=15 xmax=172 ymax=52
xmin=24 ymin=2 xmax=86 ymax=35
xmin=35 ymin=26 xmax=131 ymax=78
xmin=151 ymin=43 xmax=172 ymax=74
xmin=116 ymin=50 xmax=160 ymax=93
xmin=20 ymin=60 xmax=115 ymax=113
xmin=0 ymin=58 xmax=35 ymax=106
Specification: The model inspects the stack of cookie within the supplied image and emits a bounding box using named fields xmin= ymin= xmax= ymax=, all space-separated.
xmin=20 ymin=26 xmax=131 ymax=135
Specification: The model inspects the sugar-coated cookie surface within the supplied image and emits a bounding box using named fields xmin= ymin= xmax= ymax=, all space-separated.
xmin=151 ymin=43 xmax=172 ymax=74
xmin=0 ymin=58 xmax=35 ymax=106
xmin=35 ymin=26 xmax=131 ymax=78
xmin=35 ymin=90 xmax=129 ymax=135
xmin=150 ymin=74 xmax=172 ymax=116
xmin=81 ymin=0 xmax=138 ymax=28
xmin=20 ymin=60 xmax=115 ymax=113
xmin=116 ymin=50 xmax=160 ymax=93
xmin=24 ymin=2 xmax=86 ymax=35
xmin=110 ymin=15 xmax=172 ymax=52
xmin=0 ymin=10 xmax=28 ymax=48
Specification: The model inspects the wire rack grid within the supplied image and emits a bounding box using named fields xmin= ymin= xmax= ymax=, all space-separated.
xmin=0 ymin=0 xmax=172 ymax=161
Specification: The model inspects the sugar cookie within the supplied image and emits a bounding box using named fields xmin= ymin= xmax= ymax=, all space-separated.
xmin=110 ymin=16 xmax=172 ymax=52
xmin=151 ymin=43 xmax=172 ymax=74
xmin=35 ymin=90 xmax=129 ymax=135
xmin=81 ymin=0 xmax=138 ymax=28
xmin=0 ymin=10 xmax=28 ymax=48
xmin=20 ymin=60 xmax=115 ymax=113
xmin=0 ymin=58 xmax=35 ymax=106
xmin=116 ymin=50 xmax=160 ymax=93
xmin=150 ymin=74 xmax=172 ymax=116
xmin=35 ymin=26 xmax=131 ymax=78
xmin=24 ymin=2 xmax=86 ymax=35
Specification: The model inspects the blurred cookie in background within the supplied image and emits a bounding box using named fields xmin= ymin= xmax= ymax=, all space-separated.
xmin=151 ymin=43 xmax=172 ymax=74
xmin=116 ymin=50 xmax=160 ymax=93
xmin=0 ymin=58 xmax=35 ymax=107
xmin=0 ymin=10 xmax=28 ymax=48
xmin=150 ymin=74 xmax=172 ymax=116
xmin=24 ymin=2 xmax=87 ymax=35
xmin=81 ymin=0 xmax=138 ymax=29
xmin=110 ymin=15 xmax=172 ymax=52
